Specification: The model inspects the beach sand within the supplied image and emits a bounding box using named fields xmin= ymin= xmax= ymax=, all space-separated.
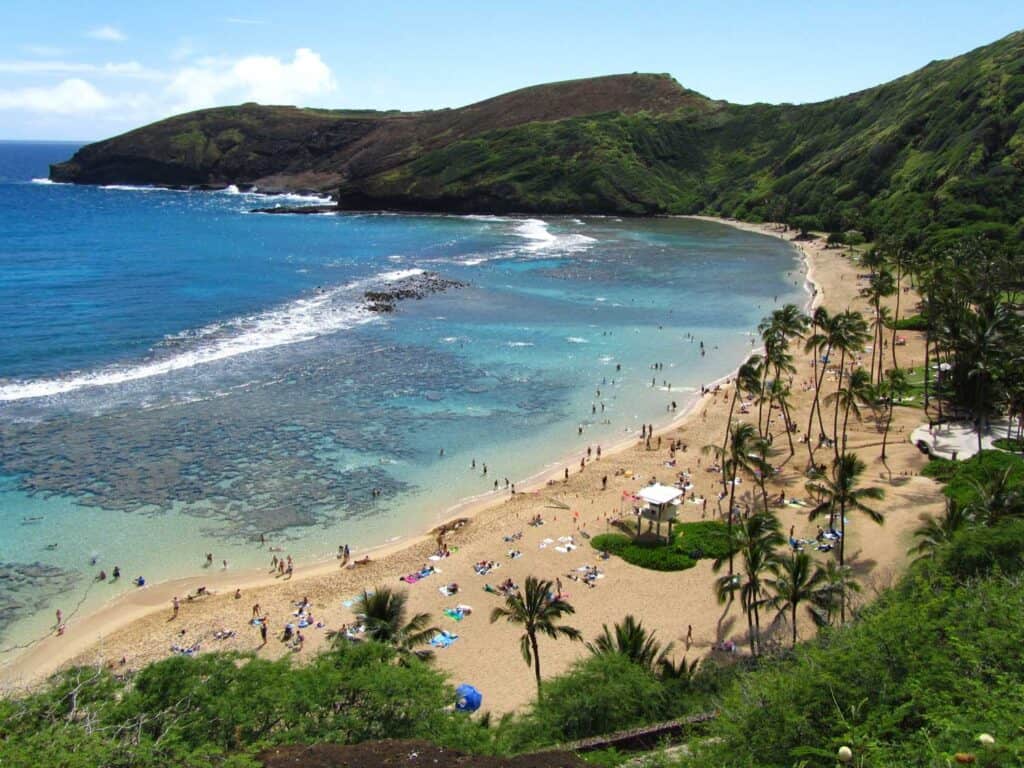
xmin=0 ymin=219 xmax=943 ymax=714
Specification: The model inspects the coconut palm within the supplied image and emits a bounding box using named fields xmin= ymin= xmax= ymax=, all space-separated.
xmin=880 ymin=367 xmax=910 ymax=462
xmin=909 ymin=504 xmax=970 ymax=561
xmin=829 ymin=312 xmax=871 ymax=458
xmin=804 ymin=306 xmax=834 ymax=464
xmin=825 ymin=368 xmax=873 ymax=456
xmin=490 ymin=576 xmax=582 ymax=697
xmin=719 ymin=355 xmax=764 ymax=494
xmin=704 ymin=422 xmax=770 ymax=575
xmin=586 ymin=614 xmax=672 ymax=673
xmin=815 ymin=559 xmax=862 ymax=625
xmin=766 ymin=551 xmax=830 ymax=646
xmin=348 ymin=586 xmax=438 ymax=660
xmin=860 ymin=269 xmax=895 ymax=385
xmin=712 ymin=511 xmax=784 ymax=655
xmin=807 ymin=453 xmax=885 ymax=570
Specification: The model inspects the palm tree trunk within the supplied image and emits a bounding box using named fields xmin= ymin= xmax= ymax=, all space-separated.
xmin=838 ymin=499 xmax=847 ymax=623
xmin=881 ymin=400 xmax=894 ymax=461
xmin=721 ymin=388 xmax=739 ymax=495
xmin=832 ymin=349 xmax=847 ymax=462
xmin=807 ymin=342 xmax=832 ymax=466
xmin=891 ymin=262 xmax=902 ymax=371
xmin=531 ymin=631 xmax=542 ymax=698
xmin=781 ymin=397 xmax=796 ymax=458
xmin=726 ymin=470 xmax=737 ymax=577
xmin=757 ymin=360 xmax=771 ymax=439
xmin=791 ymin=602 xmax=798 ymax=647
xmin=749 ymin=602 xmax=757 ymax=655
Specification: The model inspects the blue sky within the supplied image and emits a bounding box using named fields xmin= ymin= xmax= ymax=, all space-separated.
xmin=1 ymin=0 xmax=1022 ymax=140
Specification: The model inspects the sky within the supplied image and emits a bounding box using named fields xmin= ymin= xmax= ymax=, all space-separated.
xmin=1 ymin=0 xmax=1022 ymax=141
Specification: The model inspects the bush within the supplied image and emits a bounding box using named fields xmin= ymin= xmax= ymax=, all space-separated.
xmin=508 ymin=654 xmax=670 ymax=748
xmin=687 ymin=571 xmax=1024 ymax=767
xmin=591 ymin=521 xmax=731 ymax=571
xmin=993 ymin=437 xmax=1024 ymax=453
xmin=941 ymin=519 xmax=1024 ymax=579
xmin=893 ymin=313 xmax=927 ymax=330
xmin=674 ymin=521 xmax=731 ymax=560
xmin=591 ymin=533 xmax=696 ymax=571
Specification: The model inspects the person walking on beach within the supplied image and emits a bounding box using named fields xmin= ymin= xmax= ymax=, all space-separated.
xmin=171 ymin=596 xmax=179 ymax=620
xmin=685 ymin=624 xmax=693 ymax=650
xmin=55 ymin=608 xmax=62 ymax=627
xmin=259 ymin=619 xmax=268 ymax=646
xmin=252 ymin=603 xmax=261 ymax=618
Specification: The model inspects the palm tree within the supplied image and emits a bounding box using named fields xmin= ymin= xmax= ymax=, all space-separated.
xmin=586 ymin=615 xmax=672 ymax=673
xmin=712 ymin=512 xmax=783 ymax=655
xmin=719 ymin=356 xmax=764 ymax=494
xmin=815 ymin=560 xmax=862 ymax=625
xmin=804 ymin=306 xmax=834 ymax=464
xmin=348 ymin=586 xmax=438 ymax=660
xmin=806 ymin=454 xmax=885 ymax=617
xmin=490 ymin=576 xmax=582 ymax=697
xmin=704 ymin=422 xmax=770 ymax=575
xmin=909 ymin=504 xmax=970 ymax=561
xmin=825 ymin=368 xmax=873 ymax=456
xmin=860 ymin=269 xmax=895 ymax=385
xmin=829 ymin=313 xmax=871 ymax=459
xmin=880 ymin=368 xmax=910 ymax=462
xmin=765 ymin=551 xmax=829 ymax=646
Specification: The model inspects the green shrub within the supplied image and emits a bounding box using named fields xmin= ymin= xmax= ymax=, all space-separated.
xmin=893 ymin=313 xmax=927 ymax=330
xmin=591 ymin=533 xmax=696 ymax=571
xmin=509 ymin=654 xmax=670 ymax=748
xmin=942 ymin=519 xmax=1024 ymax=579
xmin=993 ymin=437 xmax=1024 ymax=453
xmin=687 ymin=572 xmax=1024 ymax=767
xmin=675 ymin=521 xmax=731 ymax=559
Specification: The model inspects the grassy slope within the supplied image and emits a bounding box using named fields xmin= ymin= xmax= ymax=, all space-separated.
xmin=346 ymin=30 xmax=1024 ymax=245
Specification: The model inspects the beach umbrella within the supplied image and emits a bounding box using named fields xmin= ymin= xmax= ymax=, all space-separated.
xmin=455 ymin=683 xmax=482 ymax=712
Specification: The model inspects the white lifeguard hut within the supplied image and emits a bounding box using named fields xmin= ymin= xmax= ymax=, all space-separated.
xmin=636 ymin=483 xmax=683 ymax=541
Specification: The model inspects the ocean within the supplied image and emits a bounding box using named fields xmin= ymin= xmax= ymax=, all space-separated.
xmin=0 ymin=141 xmax=805 ymax=652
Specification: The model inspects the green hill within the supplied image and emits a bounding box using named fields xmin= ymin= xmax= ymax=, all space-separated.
xmin=51 ymin=31 xmax=1024 ymax=246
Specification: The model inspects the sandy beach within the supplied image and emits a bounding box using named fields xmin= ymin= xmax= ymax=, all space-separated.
xmin=0 ymin=218 xmax=944 ymax=714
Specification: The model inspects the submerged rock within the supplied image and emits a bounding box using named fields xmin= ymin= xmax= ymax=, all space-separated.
xmin=363 ymin=272 xmax=467 ymax=313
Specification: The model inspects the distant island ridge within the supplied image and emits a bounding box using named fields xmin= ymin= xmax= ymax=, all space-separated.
xmin=50 ymin=30 xmax=1024 ymax=248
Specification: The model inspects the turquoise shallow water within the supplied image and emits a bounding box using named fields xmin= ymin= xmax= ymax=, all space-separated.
xmin=0 ymin=142 xmax=805 ymax=650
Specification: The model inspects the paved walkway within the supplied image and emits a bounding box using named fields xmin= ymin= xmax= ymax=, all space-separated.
xmin=909 ymin=419 xmax=1012 ymax=460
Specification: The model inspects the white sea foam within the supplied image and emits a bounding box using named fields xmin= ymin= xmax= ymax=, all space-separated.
xmin=30 ymin=177 xmax=64 ymax=185
xmin=507 ymin=341 xmax=535 ymax=347
xmin=0 ymin=268 xmax=427 ymax=402
xmin=566 ymin=336 xmax=588 ymax=344
xmin=100 ymin=184 xmax=183 ymax=193
xmin=512 ymin=218 xmax=597 ymax=254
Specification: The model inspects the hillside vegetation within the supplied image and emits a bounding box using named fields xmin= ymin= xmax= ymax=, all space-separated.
xmin=51 ymin=32 xmax=1024 ymax=247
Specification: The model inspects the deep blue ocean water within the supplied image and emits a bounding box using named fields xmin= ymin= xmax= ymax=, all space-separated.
xmin=0 ymin=141 xmax=805 ymax=648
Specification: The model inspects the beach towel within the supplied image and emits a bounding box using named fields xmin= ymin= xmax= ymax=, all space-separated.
xmin=400 ymin=573 xmax=420 ymax=584
xmin=438 ymin=585 xmax=457 ymax=597
xmin=429 ymin=630 xmax=459 ymax=649
xmin=443 ymin=608 xmax=465 ymax=622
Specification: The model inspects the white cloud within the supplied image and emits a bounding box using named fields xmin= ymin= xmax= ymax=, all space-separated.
xmin=0 ymin=47 xmax=337 ymax=131
xmin=88 ymin=25 xmax=126 ymax=42
xmin=167 ymin=48 xmax=335 ymax=112
xmin=0 ymin=78 xmax=111 ymax=114
xmin=0 ymin=60 xmax=164 ymax=80
xmin=22 ymin=45 xmax=67 ymax=57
